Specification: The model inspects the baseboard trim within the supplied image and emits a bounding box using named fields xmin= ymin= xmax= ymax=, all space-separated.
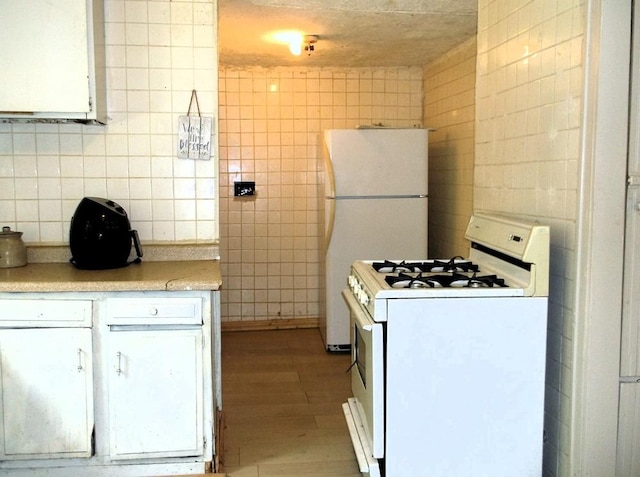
xmin=221 ymin=318 xmax=320 ymax=332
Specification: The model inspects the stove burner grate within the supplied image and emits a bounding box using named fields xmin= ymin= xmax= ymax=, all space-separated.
xmin=384 ymin=272 xmax=507 ymax=289
xmin=373 ymin=257 xmax=479 ymax=274
xmin=372 ymin=260 xmax=426 ymax=273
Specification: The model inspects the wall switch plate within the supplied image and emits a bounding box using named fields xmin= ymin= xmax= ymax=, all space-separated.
xmin=234 ymin=181 xmax=256 ymax=197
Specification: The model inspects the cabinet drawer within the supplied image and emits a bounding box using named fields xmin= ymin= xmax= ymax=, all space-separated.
xmin=0 ymin=299 xmax=92 ymax=327
xmin=105 ymin=298 xmax=202 ymax=325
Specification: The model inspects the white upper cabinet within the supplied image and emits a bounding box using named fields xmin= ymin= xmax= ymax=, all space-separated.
xmin=0 ymin=0 xmax=106 ymax=123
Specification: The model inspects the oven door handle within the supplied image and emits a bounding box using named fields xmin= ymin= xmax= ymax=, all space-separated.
xmin=342 ymin=289 xmax=374 ymax=331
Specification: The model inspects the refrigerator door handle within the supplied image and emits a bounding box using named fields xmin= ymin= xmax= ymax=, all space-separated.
xmin=326 ymin=196 xmax=336 ymax=250
xmin=324 ymin=139 xmax=337 ymax=199
xmin=333 ymin=194 xmax=428 ymax=200
xmin=324 ymin=140 xmax=337 ymax=250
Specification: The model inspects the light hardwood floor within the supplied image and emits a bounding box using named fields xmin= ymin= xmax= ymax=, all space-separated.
xmin=220 ymin=328 xmax=361 ymax=476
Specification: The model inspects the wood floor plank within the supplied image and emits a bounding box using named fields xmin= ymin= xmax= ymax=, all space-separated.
xmin=223 ymin=370 xmax=301 ymax=384
xmin=225 ymin=426 xmax=351 ymax=448
xmin=256 ymin=460 xmax=361 ymax=476
xmin=224 ymin=402 xmax=342 ymax=422
xmin=219 ymin=465 xmax=259 ymax=477
xmin=238 ymin=440 xmax=358 ymax=466
xmin=223 ymin=390 xmax=309 ymax=406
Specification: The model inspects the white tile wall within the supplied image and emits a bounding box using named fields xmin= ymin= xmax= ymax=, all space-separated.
xmin=0 ymin=0 xmax=219 ymax=245
xmin=476 ymin=1 xmax=585 ymax=475
xmin=423 ymin=37 xmax=477 ymax=258
xmin=218 ymin=66 xmax=423 ymax=323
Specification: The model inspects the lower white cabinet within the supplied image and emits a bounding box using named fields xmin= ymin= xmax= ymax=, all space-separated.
xmin=0 ymin=290 xmax=220 ymax=477
xmin=0 ymin=328 xmax=94 ymax=460
xmin=108 ymin=329 xmax=204 ymax=459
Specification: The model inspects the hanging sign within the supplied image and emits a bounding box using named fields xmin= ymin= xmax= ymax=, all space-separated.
xmin=177 ymin=90 xmax=212 ymax=160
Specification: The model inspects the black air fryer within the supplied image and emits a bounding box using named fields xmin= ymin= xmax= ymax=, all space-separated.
xmin=69 ymin=197 xmax=143 ymax=270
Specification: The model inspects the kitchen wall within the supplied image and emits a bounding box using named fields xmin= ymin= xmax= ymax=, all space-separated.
xmin=423 ymin=37 xmax=477 ymax=258
xmin=0 ymin=0 xmax=219 ymax=247
xmin=475 ymin=1 xmax=584 ymax=475
xmin=217 ymin=66 xmax=423 ymax=324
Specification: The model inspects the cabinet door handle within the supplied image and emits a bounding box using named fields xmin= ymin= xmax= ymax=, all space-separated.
xmin=116 ymin=351 xmax=122 ymax=375
xmin=77 ymin=348 xmax=83 ymax=372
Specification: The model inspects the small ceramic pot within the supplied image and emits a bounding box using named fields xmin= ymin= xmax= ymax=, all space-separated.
xmin=0 ymin=226 xmax=27 ymax=268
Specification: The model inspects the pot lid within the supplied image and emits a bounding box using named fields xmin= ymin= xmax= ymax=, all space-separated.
xmin=1 ymin=226 xmax=22 ymax=237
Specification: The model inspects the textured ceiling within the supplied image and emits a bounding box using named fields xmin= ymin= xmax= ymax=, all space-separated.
xmin=218 ymin=0 xmax=478 ymax=67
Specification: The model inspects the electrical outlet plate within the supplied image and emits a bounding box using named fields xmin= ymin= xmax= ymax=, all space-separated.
xmin=234 ymin=181 xmax=256 ymax=197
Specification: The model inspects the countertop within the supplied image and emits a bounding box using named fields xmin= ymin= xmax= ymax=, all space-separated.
xmin=0 ymin=260 xmax=222 ymax=293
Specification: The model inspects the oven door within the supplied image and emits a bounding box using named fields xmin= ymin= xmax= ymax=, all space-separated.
xmin=342 ymin=289 xmax=384 ymax=470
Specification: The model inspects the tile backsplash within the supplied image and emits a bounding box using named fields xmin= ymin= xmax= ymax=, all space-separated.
xmin=218 ymin=66 xmax=423 ymax=323
xmin=0 ymin=0 xmax=219 ymax=246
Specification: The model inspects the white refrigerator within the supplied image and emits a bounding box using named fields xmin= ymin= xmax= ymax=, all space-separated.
xmin=320 ymin=128 xmax=429 ymax=351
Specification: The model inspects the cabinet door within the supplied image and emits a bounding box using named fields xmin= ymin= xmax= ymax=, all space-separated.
xmin=0 ymin=0 xmax=91 ymax=113
xmin=0 ymin=328 xmax=94 ymax=460
xmin=108 ymin=329 xmax=204 ymax=460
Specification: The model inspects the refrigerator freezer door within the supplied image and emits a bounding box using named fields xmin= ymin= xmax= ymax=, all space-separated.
xmin=324 ymin=129 xmax=428 ymax=197
xmin=323 ymin=197 xmax=428 ymax=348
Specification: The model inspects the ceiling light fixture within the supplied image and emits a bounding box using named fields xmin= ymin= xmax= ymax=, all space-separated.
xmin=303 ymin=35 xmax=319 ymax=56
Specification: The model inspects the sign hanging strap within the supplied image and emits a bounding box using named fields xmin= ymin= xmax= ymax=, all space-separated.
xmin=177 ymin=89 xmax=212 ymax=160
xmin=186 ymin=89 xmax=201 ymax=117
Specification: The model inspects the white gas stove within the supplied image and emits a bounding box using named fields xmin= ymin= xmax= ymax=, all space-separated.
xmin=342 ymin=212 xmax=550 ymax=477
